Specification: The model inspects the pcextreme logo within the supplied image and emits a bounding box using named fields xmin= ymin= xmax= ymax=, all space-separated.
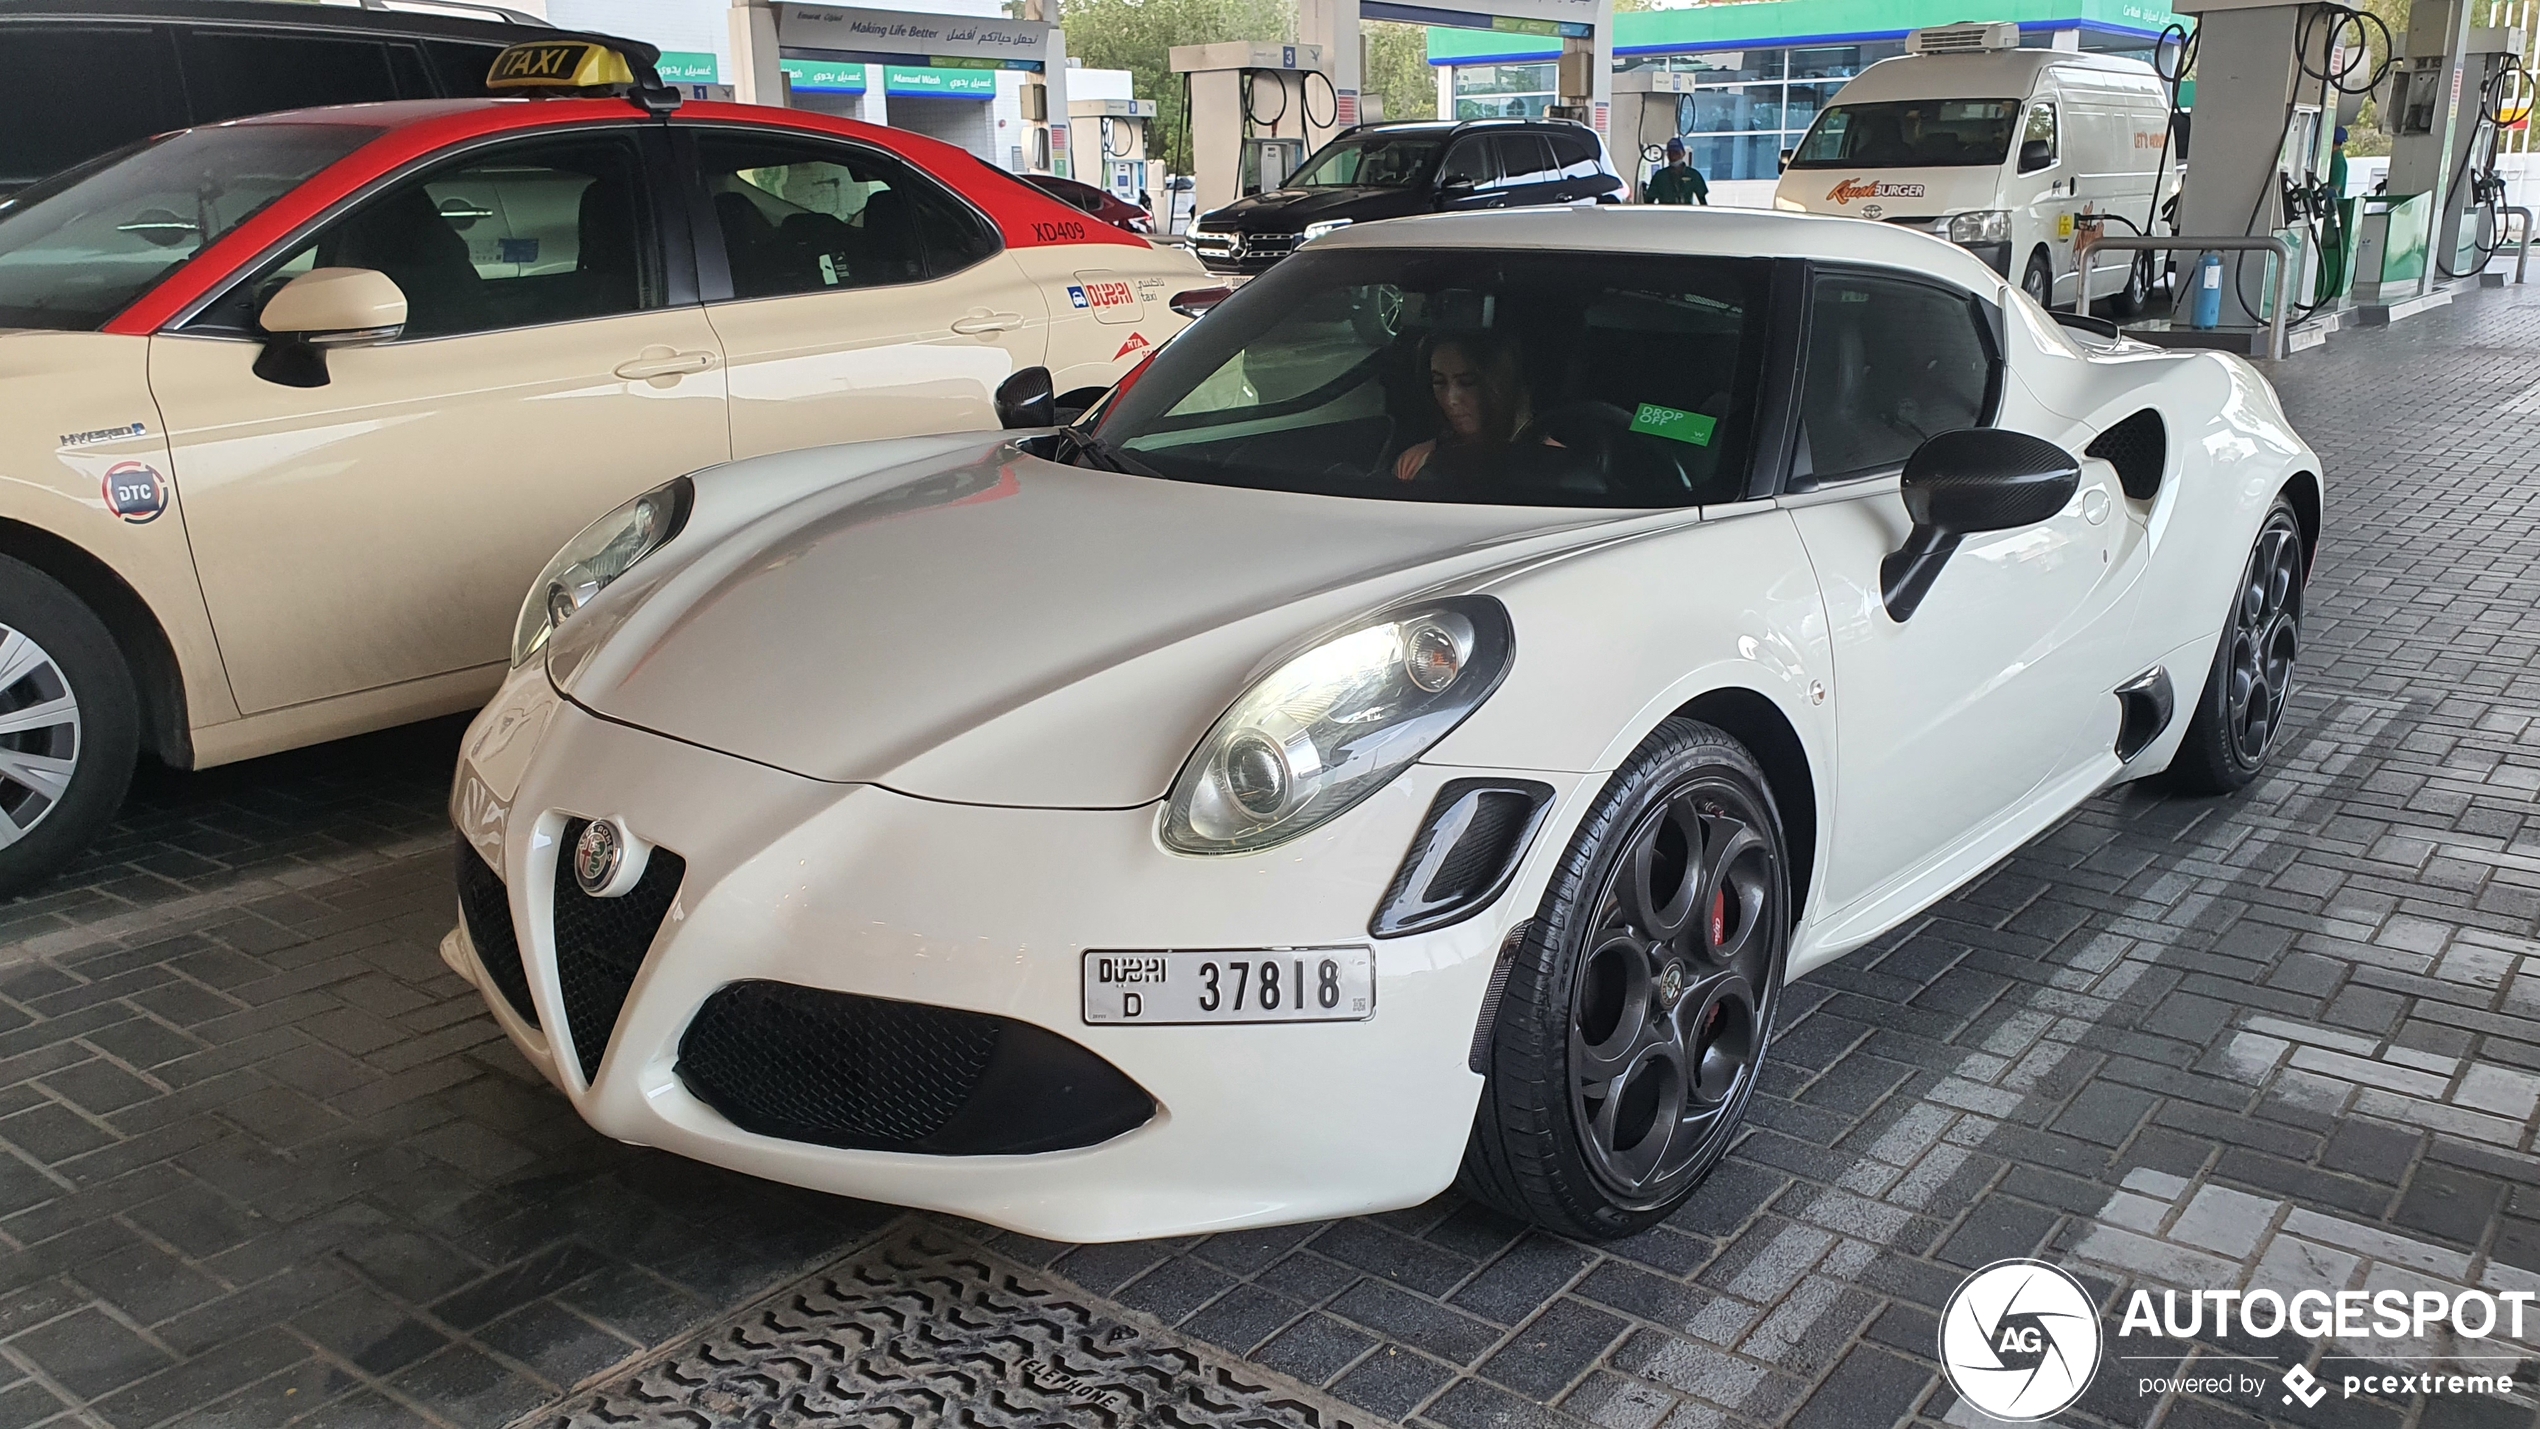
xmin=1939 ymin=1260 xmax=2102 ymax=1421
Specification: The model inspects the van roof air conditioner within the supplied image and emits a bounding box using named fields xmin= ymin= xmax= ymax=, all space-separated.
xmin=1907 ymin=22 xmax=2023 ymax=54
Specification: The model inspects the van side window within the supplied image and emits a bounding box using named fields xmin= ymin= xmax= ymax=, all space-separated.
xmin=178 ymin=31 xmax=401 ymax=125
xmin=2019 ymin=102 xmax=2058 ymax=173
xmin=1549 ymin=130 xmax=1605 ymax=180
xmin=1794 ymin=271 xmax=1995 ymax=482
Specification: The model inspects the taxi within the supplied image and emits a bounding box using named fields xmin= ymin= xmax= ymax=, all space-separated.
xmin=0 ymin=34 xmax=1209 ymax=892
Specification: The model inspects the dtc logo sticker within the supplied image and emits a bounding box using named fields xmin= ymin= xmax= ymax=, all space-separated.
xmin=1939 ymin=1259 xmax=2102 ymax=1421
xmin=101 ymin=462 xmax=168 ymax=524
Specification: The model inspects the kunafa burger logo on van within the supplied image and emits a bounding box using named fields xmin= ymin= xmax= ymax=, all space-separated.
xmin=1827 ymin=178 xmax=1928 ymax=206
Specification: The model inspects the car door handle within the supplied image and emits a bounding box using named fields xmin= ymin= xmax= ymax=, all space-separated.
xmin=950 ymin=311 xmax=1025 ymax=334
xmin=614 ymin=350 xmax=715 ymax=380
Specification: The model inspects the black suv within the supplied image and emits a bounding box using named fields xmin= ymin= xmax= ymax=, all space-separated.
xmin=0 ymin=0 xmax=546 ymax=194
xmin=1191 ymin=119 xmax=1621 ymax=275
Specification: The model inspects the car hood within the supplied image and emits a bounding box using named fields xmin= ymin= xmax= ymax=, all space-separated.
xmin=1773 ymin=166 xmax=2007 ymax=219
xmin=1199 ymin=187 xmax=1430 ymax=231
xmin=553 ymin=435 xmax=1624 ymax=807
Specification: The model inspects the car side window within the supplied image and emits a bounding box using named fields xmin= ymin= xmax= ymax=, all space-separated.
xmin=205 ymin=133 xmax=661 ymax=341
xmin=1438 ymin=137 xmax=1495 ymax=190
xmin=694 ymin=132 xmax=1001 ymax=299
xmin=2019 ymin=101 xmax=2058 ymax=173
xmin=177 ymin=30 xmax=402 ymax=126
xmin=1492 ymin=134 xmax=1557 ymax=189
xmin=1794 ymin=270 xmax=1994 ymax=482
xmin=0 ymin=25 xmax=185 ymax=192
xmin=1548 ymin=131 xmax=1604 ymax=180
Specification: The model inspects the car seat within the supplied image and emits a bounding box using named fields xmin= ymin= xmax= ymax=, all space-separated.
xmin=572 ymin=172 xmax=642 ymax=317
xmin=319 ymin=183 xmax=485 ymax=337
xmin=714 ymin=188 xmax=787 ymax=298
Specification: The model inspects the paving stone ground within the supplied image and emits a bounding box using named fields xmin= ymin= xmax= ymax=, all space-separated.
xmin=3 ymin=286 xmax=2540 ymax=1429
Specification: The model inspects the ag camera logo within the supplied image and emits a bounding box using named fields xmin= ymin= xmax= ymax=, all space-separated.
xmin=1940 ymin=1259 xmax=2102 ymax=1421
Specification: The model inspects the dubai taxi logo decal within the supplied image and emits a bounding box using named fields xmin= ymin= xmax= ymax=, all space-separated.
xmin=1827 ymin=178 xmax=1928 ymax=206
xmin=1114 ymin=331 xmax=1151 ymax=361
xmin=101 ymin=462 xmax=168 ymax=524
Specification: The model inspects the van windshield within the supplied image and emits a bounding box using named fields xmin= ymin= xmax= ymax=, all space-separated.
xmin=0 ymin=122 xmax=380 ymax=331
xmin=1788 ymin=99 xmax=2021 ymax=169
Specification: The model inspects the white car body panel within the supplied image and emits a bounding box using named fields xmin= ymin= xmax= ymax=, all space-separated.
xmin=450 ymin=206 xmax=2321 ymax=1239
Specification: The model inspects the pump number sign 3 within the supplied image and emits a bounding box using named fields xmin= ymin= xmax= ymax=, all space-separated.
xmin=1083 ymin=948 xmax=1374 ymax=1024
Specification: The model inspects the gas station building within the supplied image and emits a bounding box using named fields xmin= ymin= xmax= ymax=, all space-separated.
xmin=1428 ymin=0 xmax=2181 ymax=203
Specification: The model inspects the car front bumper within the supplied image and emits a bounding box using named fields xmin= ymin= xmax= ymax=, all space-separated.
xmin=443 ymin=662 xmax=1584 ymax=1242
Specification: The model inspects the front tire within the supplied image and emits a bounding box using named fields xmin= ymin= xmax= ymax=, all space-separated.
xmin=2022 ymin=250 xmax=2056 ymax=310
xmin=2169 ymin=498 xmax=2305 ymax=794
xmin=1460 ymin=718 xmax=1789 ymax=1240
xmin=2105 ymin=252 xmax=2153 ymax=317
xmin=0 ymin=557 xmax=138 ymax=897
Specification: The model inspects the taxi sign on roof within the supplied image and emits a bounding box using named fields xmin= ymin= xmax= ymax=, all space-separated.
xmin=488 ymin=39 xmax=639 ymax=92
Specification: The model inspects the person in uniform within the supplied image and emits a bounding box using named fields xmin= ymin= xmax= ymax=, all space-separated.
xmin=1645 ymin=137 xmax=1709 ymax=206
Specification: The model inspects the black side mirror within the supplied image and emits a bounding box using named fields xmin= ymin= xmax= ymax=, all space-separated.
xmin=995 ymin=366 xmax=1056 ymax=429
xmin=1779 ymin=149 xmax=1794 ymax=173
xmin=1881 ymin=428 xmax=2081 ymax=622
xmin=2019 ymin=138 xmax=2054 ymax=173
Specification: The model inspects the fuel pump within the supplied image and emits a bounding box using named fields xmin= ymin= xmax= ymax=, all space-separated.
xmin=1168 ymin=42 xmax=1333 ymax=215
xmin=2383 ymin=27 xmax=2530 ymax=280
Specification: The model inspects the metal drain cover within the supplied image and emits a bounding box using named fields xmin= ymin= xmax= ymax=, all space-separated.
xmin=525 ymin=1222 xmax=1377 ymax=1428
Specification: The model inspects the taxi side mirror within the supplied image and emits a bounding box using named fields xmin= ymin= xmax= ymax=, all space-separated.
xmin=254 ymin=267 xmax=407 ymax=388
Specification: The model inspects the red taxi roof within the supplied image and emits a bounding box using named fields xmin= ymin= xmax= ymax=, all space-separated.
xmin=109 ymin=96 xmax=1141 ymax=335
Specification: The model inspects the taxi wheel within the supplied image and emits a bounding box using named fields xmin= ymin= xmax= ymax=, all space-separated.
xmin=1459 ymin=717 xmax=1789 ymax=1240
xmin=0 ymin=558 xmax=138 ymax=898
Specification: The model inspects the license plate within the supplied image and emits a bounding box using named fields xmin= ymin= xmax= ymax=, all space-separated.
xmin=1082 ymin=948 xmax=1373 ymax=1025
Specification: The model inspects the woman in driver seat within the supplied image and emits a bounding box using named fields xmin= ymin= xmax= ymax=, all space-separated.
xmin=1395 ymin=330 xmax=1534 ymax=482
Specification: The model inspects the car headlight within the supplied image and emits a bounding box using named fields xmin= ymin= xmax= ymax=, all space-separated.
xmin=1162 ymin=596 xmax=1513 ymax=855
xmin=511 ymin=477 xmax=692 ymax=666
xmin=1946 ymin=209 xmax=2011 ymax=245
xmin=1300 ymin=218 xmax=1353 ymax=244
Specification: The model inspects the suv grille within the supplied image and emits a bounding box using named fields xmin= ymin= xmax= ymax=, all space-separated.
xmin=454 ymin=839 xmax=537 ymax=1029
xmin=553 ymin=819 xmax=686 ymax=1083
xmin=677 ymin=981 xmax=1155 ymax=1156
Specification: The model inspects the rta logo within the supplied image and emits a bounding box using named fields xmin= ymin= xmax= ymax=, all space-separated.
xmin=1939 ymin=1259 xmax=2103 ymax=1421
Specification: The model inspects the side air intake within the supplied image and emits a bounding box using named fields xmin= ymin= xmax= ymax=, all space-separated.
xmin=1371 ymin=779 xmax=1555 ymax=938
xmin=2087 ymin=409 xmax=2167 ymax=501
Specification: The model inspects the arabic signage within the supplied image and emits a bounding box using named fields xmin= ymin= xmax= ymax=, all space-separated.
xmin=885 ymin=65 xmax=999 ymax=97
xmin=776 ymin=4 xmax=1052 ymax=63
xmin=781 ymin=57 xmax=867 ymax=91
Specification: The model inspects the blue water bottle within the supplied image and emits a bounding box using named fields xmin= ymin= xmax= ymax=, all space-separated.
xmin=2190 ymin=252 xmax=2224 ymax=328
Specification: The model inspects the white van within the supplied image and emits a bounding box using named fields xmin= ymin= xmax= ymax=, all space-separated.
xmin=1774 ymin=24 xmax=2173 ymax=312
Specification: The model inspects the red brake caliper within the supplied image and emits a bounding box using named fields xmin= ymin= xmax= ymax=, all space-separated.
xmin=1709 ymin=887 xmax=1728 ymax=949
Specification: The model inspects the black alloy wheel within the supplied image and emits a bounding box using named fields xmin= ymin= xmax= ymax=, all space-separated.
xmin=1462 ymin=718 xmax=1789 ymax=1239
xmin=2171 ymin=497 xmax=2306 ymax=793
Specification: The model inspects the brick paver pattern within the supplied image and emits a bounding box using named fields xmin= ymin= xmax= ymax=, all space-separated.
xmin=2 ymin=289 xmax=2538 ymax=1429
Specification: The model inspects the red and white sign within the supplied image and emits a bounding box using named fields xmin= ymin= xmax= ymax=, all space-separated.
xmin=1336 ymin=89 xmax=1358 ymax=125
xmin=1114 ymin=331 xmax=1151 ymax=361
xmin=1082 ymin=279 xmax=1134 ymax=311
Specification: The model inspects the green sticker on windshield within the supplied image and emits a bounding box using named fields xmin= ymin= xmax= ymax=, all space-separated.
xmin=1631 ymin=402 xmax=1716 ymax=447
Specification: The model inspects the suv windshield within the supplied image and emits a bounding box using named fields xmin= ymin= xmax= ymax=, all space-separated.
xmin=0 ymin=122 xmax=381 ymax=331
xmin=1788 ymin=99 xmax=2020 ymax=169
xmin=1088 ymin=248 xmax=1770 ymax=508
xmin=1289 ymin=134 xmax=1445 ymax=188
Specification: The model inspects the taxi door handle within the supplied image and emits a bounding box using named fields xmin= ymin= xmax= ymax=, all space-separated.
xmin=614 ymin=350 xmax=715 ymax=380
xmin=950 ymin=311 xmax=1025 ymax=335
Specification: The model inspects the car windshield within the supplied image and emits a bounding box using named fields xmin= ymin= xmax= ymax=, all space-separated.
xmin=1289 ymin=134 xmax=1445 ymax=188
xmin=1788 ymin=99 xmax=2021 ymax=169
xmin=0 ymin=122 xmax=380 ymax=331
xmin=1089 ymin=248 xmax=1771 ymax=508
